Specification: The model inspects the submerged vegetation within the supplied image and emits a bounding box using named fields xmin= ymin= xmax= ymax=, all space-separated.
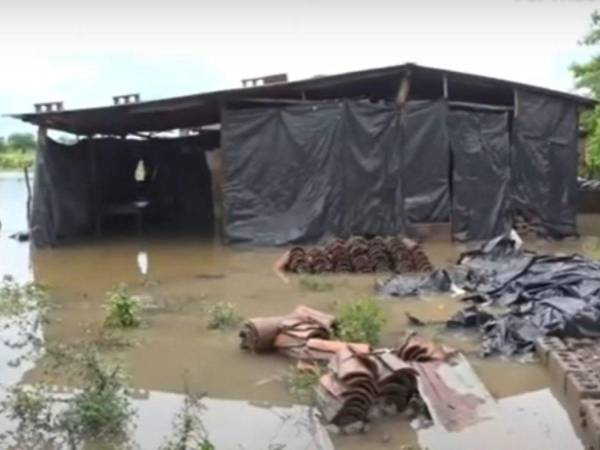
xmin=335 ymin=297 xmax=386 ymax=345
xmin=59 ymin=350 xmax=132 ymax=438
xmin=1 ymin=346 xmax=133 ymax=447
xmin=0 ymin=275 xmax=47 ymax=317
xmin=298 ymin=276 xmax=334 ymax=292
xmin=286 ymin=365 xmax=322 ymax=403
xmin=160 ymin=390 xmax=215 ymax=450
xmin=104 ymin=284 xmax=142 ymax=328
xmin=207 ymin=302 xmax=242 ymax=330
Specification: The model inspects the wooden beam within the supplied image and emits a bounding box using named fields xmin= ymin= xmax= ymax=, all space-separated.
xmin=395 ymin=71 xmax=411 ymax=107
xmin=230 ymin=97 xmax=312 ymax=106
xmin=443 ymin=74 xmax=449 ymax=99
xmin=449 ymin=101 xmax=513 ymax=112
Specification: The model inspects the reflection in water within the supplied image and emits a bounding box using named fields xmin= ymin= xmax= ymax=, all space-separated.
xmin=0 ymin=388 xmax=334 ymax=450
xmin=1 ymin=175 xmax=599 ymax=448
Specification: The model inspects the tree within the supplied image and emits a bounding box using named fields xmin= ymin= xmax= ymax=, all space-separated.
xmin=0 ymin=137 xmax=6 ymax=153
xmin=572 ymin=11 xmax=600 ymax=178
xmin=7 ymin=133 xmax=36 ymax=152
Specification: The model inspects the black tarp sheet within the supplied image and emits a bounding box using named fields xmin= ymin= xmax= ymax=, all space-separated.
xmin=402 ymin=101 xmax=450 ymax=223
xmin=512 ymin=89 xmax=579 ymax=237
xmin=31 ymin=138 xmax=92 ymax=247
xmin=377 ymin=233 xmax=600 ymax=356
xmin=221 ymin=99 xmax=449 ymax=245
xmin=458 ymin=234 xmax=600 ymax=355
xmin=448 ymin=111 xmax=511 ymax=241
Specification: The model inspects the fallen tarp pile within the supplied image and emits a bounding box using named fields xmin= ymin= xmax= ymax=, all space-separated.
xmin=456 ymin=234 xmax=600 ymax=356
xmin=379 ymin=232 xmax=600 ymax=357
xmin=283 ymin=236 xmax=433 ymax=274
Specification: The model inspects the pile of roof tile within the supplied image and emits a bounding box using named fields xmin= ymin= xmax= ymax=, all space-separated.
xmin=239 ymin=305 xmax=344 ymax=357
xmin=285 ymin=236 xmax=433 ymax=274
xmin=316 ymin=348 xmax=419 ymax=430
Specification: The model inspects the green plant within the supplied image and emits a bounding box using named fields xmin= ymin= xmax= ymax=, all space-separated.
xmin=298 ymin=277 xmax=334 ymax=292
xmin=59 ymin=351 xmax=132 ymax=438
xmin=104 ymin=284 xmax=141 ymax=328
xmin=286 ymin=365 xmax=322 ymax=403
xmin=335 ymin=297 xmax=386 ymax=345
xmin=160 ymin=390 xmax=214 ymax=450
xmin=207 ymin=302 xmax=241 ymax=330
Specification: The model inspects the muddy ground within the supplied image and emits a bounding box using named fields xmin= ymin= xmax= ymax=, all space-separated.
xmin=1 ymin=172 xmax=598 ymax=449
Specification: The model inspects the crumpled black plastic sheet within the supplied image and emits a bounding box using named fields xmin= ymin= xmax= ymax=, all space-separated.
xmin=459 ymin=234 xmax=600 ymax=355
xmin=378 ymin=232 xmax=600 ymax=356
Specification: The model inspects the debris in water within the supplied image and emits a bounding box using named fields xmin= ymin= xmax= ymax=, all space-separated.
xmin=239 ymin=305 xmax=336 ymax=354
xmin=9 ymin=231 xmax=29 ymax=242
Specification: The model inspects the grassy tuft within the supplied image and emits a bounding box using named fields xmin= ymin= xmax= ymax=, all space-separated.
xmin=335 ymin=297 xmax=386 ymax=345
xmin=286 ymin=365 xmax=322 ymax=404
xmin=207 ymin=302 xmax=242 ymax=330
xmin=104 ymin=284 xmax=141 ymax=328
xmin=298 ymin=277 xmax=334 ymax=292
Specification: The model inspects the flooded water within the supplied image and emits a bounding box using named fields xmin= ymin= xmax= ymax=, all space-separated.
xmin=1 ymin=172 xmax=597 ymax=449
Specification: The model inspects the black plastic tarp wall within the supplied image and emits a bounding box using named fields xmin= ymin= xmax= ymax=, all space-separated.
xmin=31 ymin=138 xmax=93 ymax=247
xmin=512 ymin=89 xmax=579 ymax=237
xmin=221 ymin=99 xmax=449 ymax=245
xmin=448 ymin=110 xmax=511 ymax=241
xmin=403 ymin=101 xmax=450 ymax=223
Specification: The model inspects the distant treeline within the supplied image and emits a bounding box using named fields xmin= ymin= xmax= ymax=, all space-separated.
xmin=0 ymin=133 xmax=36 ymax=169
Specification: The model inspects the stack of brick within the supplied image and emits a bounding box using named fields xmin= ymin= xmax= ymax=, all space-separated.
xmin=536 ymin=336 xmax=600 ymax=450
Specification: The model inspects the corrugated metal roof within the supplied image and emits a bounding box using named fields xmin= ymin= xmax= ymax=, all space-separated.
xmin=6 ymin=63 xmax=594 ymax=135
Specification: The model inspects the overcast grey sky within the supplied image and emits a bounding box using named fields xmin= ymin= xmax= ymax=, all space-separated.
xmin=0 ymin=0 xmax=598 ymax=135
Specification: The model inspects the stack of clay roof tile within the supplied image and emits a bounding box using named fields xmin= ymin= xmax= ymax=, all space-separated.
xmin=284 ymin=236 xmax=433 ymax=274
xmin=395 ymin=333 xmax=457 ymax=362
xmin=316 ymin=347 xmax=419 ymax=428
xmin=239 ymin=305 xmax=343 ymax=357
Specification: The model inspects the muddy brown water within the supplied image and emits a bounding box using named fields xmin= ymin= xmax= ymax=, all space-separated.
xmin=1 ymin=172 xmax=599 ymax=449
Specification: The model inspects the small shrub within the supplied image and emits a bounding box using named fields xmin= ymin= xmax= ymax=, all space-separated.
xmin=207 ymin=302 xmax=241 ymax=330
xmin=59 ymin=351 xmax=131 ymax=438
xmin=298 ymin=277 xmax=334 ymax=292
xmin=104 ymin=284 xmax=141 ymax=328
xmin=335 ymin=297 xmax=386 ymax=345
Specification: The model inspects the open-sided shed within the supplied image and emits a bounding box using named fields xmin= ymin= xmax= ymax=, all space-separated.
xmin=9 ymin=63 xmax=594 ymax=247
